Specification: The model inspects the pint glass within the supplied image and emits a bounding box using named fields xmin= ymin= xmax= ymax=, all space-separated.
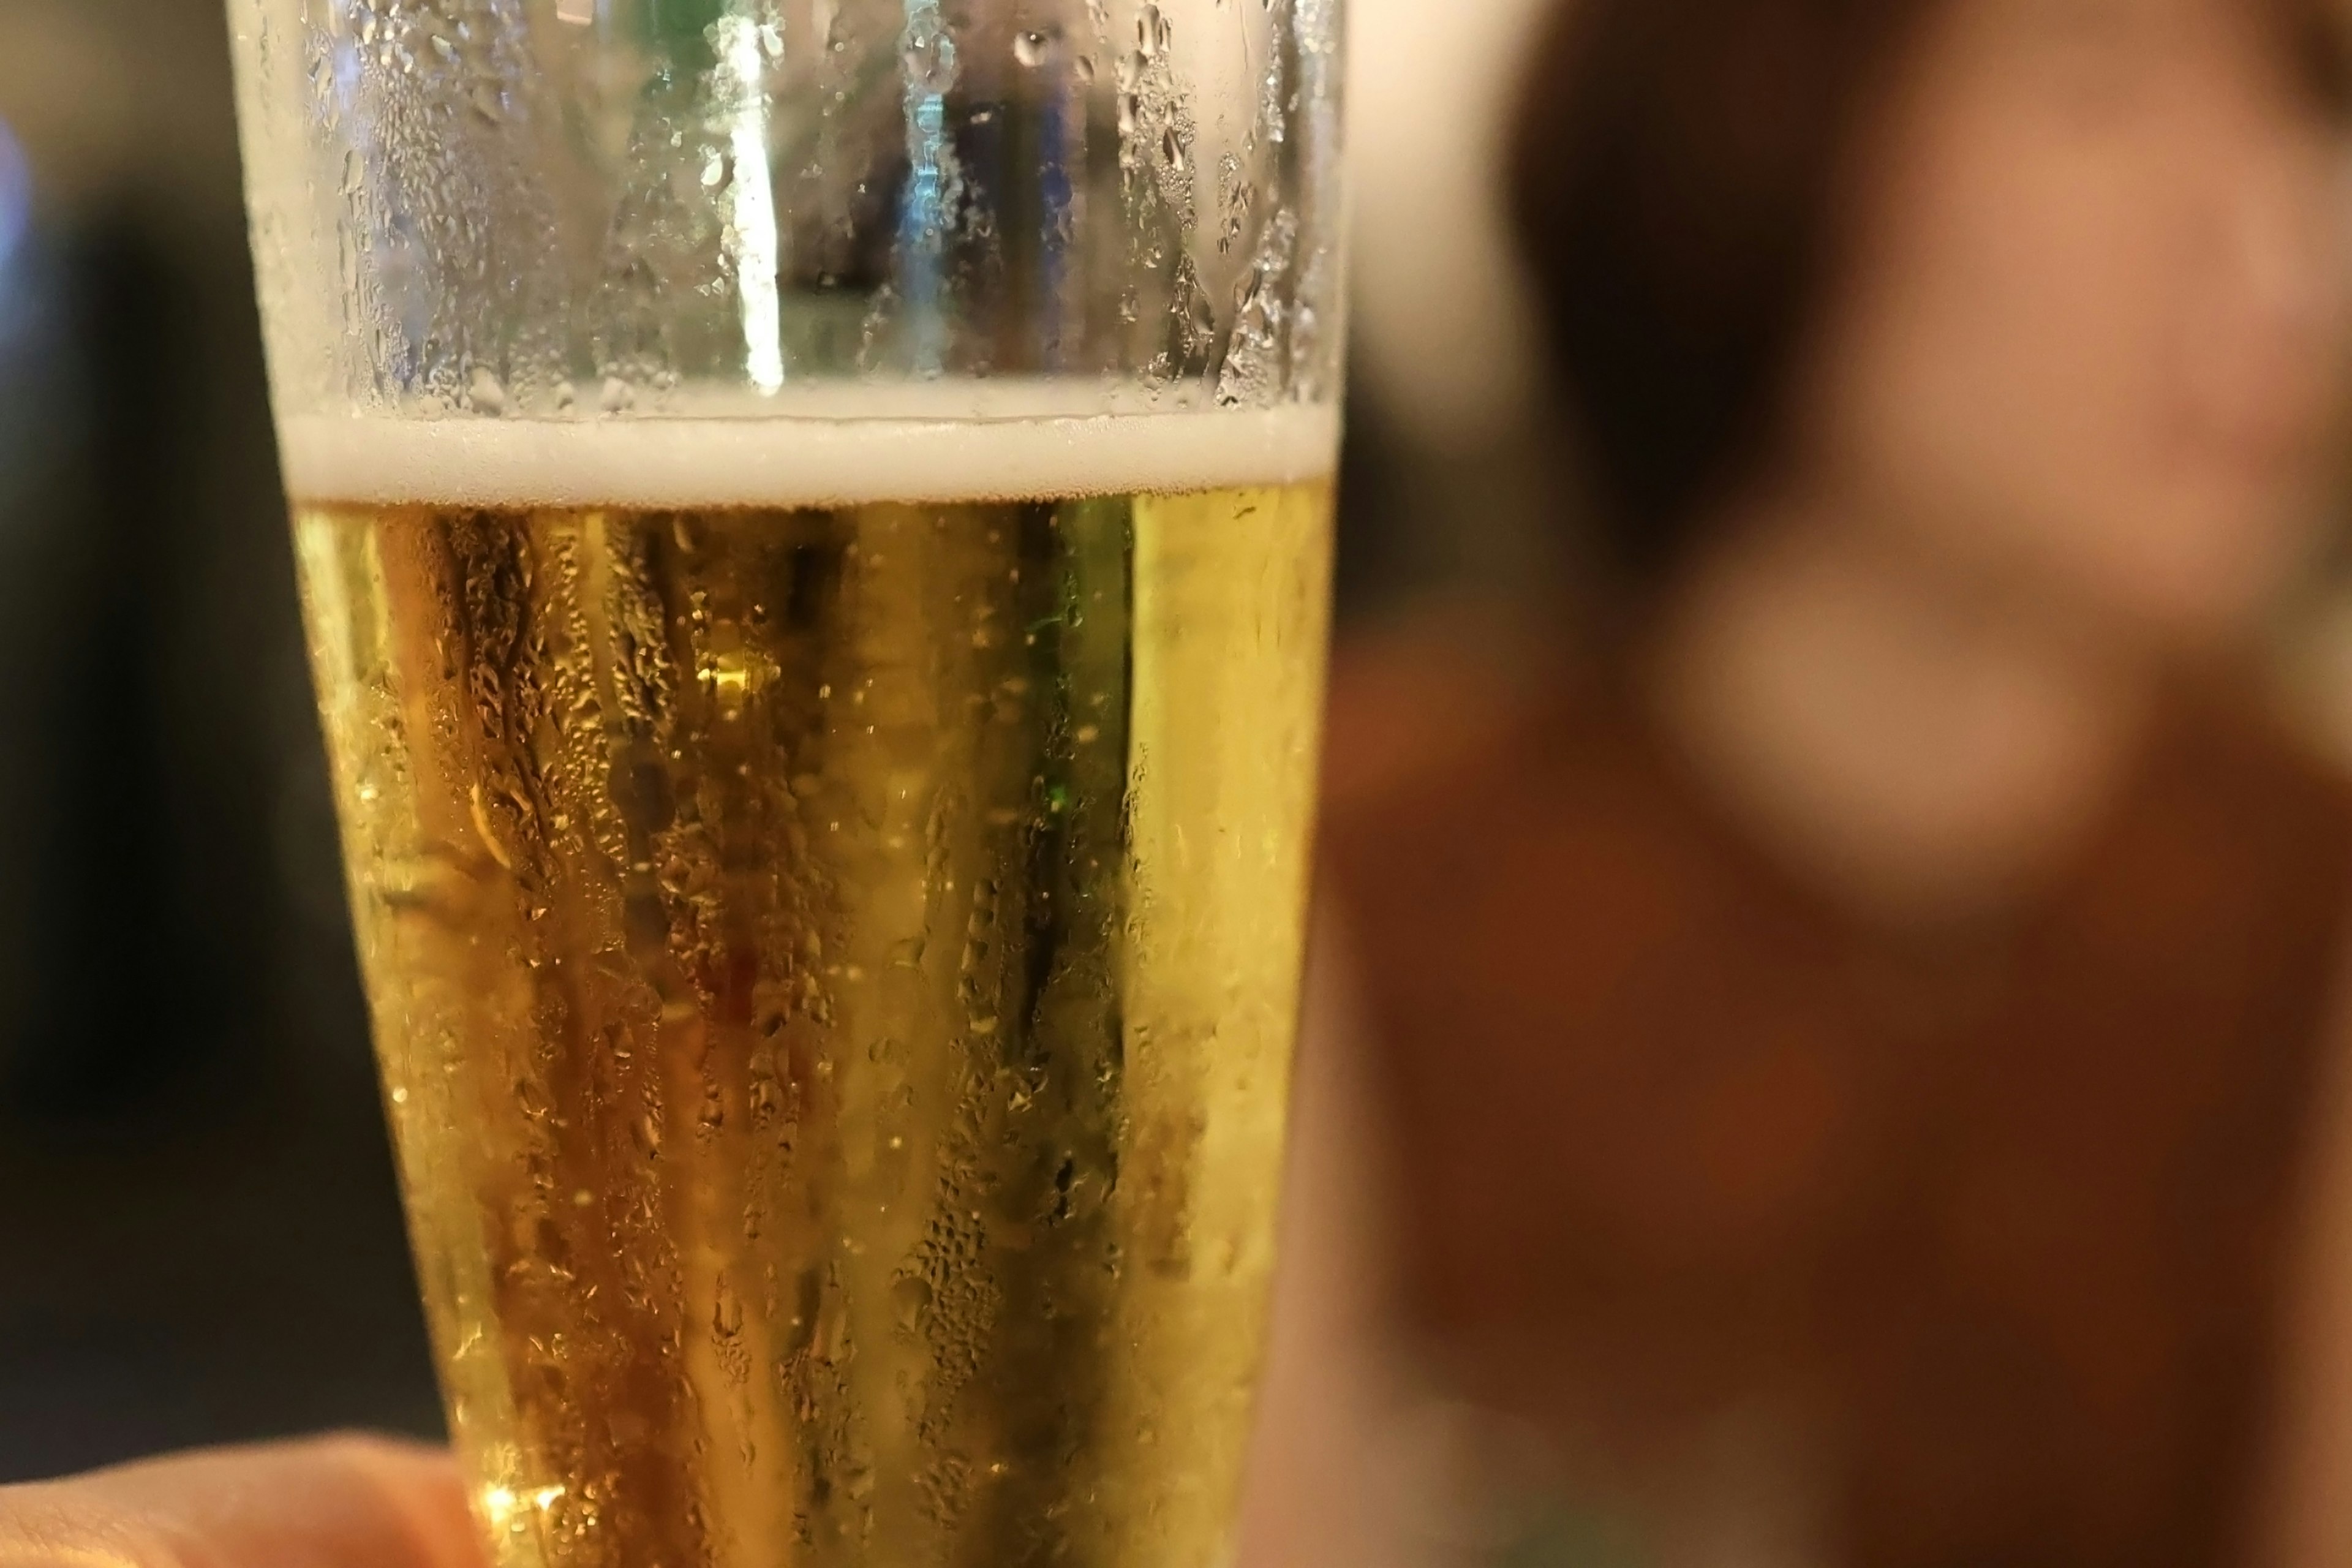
xmin=222 ymin=2 xmax=1344 ymax=1563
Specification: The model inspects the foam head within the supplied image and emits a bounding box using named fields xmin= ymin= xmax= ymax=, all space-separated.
xmin=281 ymin=395 xmax=1341 ymax=509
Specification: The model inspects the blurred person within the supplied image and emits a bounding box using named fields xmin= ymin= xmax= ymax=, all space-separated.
xmin=1258 ymin=0 xmax=2352 ymax=1564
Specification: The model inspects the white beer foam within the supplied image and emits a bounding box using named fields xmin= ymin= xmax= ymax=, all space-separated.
xmin=281 ymin=397 xmax=1341 ymax=508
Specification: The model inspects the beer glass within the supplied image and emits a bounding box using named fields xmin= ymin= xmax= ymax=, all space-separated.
xmin=222 ymin=2 xmax=1343 ymax=1564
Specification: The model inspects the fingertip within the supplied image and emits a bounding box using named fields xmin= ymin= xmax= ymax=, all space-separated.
xmin=295 ymin=1430 xmax=467 ymax=1494
xmin=295 ymin=1433 xmax=485 ymax=1568
xmin=9 ymin=1434 xmax=489 ymax=1568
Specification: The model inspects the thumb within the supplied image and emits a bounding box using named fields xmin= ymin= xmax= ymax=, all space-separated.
xmin=0 ymin=1435 xmax=486 ymax=1568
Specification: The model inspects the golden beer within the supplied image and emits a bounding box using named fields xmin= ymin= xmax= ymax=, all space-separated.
xmin=288 ymin=410 xmax=1334 ymax=1568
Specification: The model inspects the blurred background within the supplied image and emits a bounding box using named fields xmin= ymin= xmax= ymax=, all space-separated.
xmin=0 ymin=0 xmax=446 ymax=1474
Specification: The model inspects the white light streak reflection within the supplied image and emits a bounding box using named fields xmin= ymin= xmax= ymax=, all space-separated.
xmin=714 ymin=10 xmax=785 ymax=394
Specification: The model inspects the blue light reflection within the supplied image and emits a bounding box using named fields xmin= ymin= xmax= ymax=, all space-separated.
xmin=0 ymin=118 xmax=31 ymax=286
xmin=898 ymin=1 xmax=954 ymax=374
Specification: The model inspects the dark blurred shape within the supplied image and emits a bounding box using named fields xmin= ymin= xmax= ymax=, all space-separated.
xmin=1336 ymin=0 xmax=1575 ymax=626
xmin=1504 ymin=0 xmax=1913 ymax=582
xmin=0 ymin=1 xmax=439 ymax=1479
xmin=1332 ymin=388 xmax=1575 ymax=625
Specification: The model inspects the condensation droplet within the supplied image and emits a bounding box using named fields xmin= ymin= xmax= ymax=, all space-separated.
xmin=1137 ymin=4 xmax=1170 ymax=59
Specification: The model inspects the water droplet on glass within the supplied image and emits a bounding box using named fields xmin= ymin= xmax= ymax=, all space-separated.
xmin=893 ymin=1275 xmax=932 ymax=1332
xmin=712 ymin=1284 xmax=744 ymax=1339
xmin=1138 ymin=4 xmax=1171 ymax=58
xmin=1012 ymin=28 xmax=1055 ymax=67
